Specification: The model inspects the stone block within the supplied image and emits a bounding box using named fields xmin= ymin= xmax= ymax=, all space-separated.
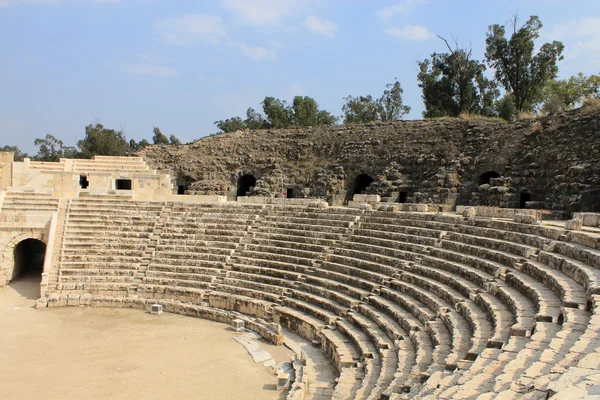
xmin=565 ymin=218 xmax=583 ymax=231
xmin=353 ymin=194 xmax=380 ymax=203
xmin=463 ymin=206 xmax=476 ymax=219
xmin=514 ymin=213 xmax=538 ymax=224
xmin=35 ymin=297 xmax=48 ymax=308
xmin=415 ymin=204 xmax=427 ymax=212
xmin=232 ymin=318 xmax=245 ymax=332
xmin=67 ymin=294 xmax=80 ymax=306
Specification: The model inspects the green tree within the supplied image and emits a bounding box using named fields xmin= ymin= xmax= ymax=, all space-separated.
xmin=290 ymin=96 xmax=338 ymax=127
xmin=0 ymin=145 xmax=28 ymax=161
xmin=495 ymin=94 xmax=517 ymax=121
xmin=291 ymin=96 xmax=319 ymax=127
xmin=245 ymin=108 xmax=267 ymax=129
xmin=214 ymin=117 xmax=246 ymax=133
xmin=152 ymin=127 xmax=170 ymax=145
xmin=78 ymin=123 xmax=128 ymax=158
xmin=379 ymin=80 xmax=411 ymax=121
xmin=169 ymin=135 xmax=181 ymax=145
xmin=540 ymin=73 xmax=600 ymax=113
xmin=541 ymin=73 xmax=588 ymax=114
xmin=342 ymin=95 xmax=381 ymax=124
xmin=128 ymin=138 xmax=149 ymax=154
xmin=262 ymin=97 xmax=293 ymax=129
xmin=418 ymin=37 xmax=498 ymax=117
xmin=317 ymin=109 xmax=338 ymax=126
xmin=33 ymin=134 xmax=77 ymax=161
xmin=485 ymin=15 xmax=564 ymax=112
xmin=343 ymin=80 xmax=411 ymax=123
xmin=584 ymin=74 xmax=600 ymax=99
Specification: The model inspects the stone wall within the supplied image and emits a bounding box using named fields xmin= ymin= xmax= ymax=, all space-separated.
xmin=141 ymin=108 xmax=600 ymax=213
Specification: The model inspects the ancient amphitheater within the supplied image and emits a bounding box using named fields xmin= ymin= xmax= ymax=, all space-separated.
xmin=1 ymin=111 xmax=600 ymax=399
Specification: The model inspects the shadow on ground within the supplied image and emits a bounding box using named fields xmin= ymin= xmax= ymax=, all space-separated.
xmin=8 ymin=276 xmax=40 ymax=301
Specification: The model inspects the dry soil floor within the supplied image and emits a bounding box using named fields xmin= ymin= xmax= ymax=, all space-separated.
xmin=0 ymin=277 xmax=291 ymax=400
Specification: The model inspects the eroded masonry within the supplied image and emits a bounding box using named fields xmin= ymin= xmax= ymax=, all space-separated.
xmin=1 ymin=109 xmax=600 ymax=400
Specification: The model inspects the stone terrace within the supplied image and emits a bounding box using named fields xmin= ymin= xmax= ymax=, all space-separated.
xmin=30 ymin=198 xmax=600 ymax=400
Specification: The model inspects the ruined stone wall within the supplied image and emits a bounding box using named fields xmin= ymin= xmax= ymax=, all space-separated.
xmin=141 ymin=107 xmax=600 ymax=213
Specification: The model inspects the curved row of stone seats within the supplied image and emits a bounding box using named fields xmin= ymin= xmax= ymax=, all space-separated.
xmin=354 ymin=210 xmax=594 ymax=399
xmin=356 ymin=213 xmax=579 ymax=325
xmin=317 ymin=215 xmax=493 ymax=373
xmin=225 ymin=206 xmax=447 ymax=397
xmin=221 ymin=207 xmax=397 ymax=398
xmin=0 ymin=191 xmax=59 ymax=212
xmin=57 ymin=198 xmax=163 ymax=295
xmin=48 ymin=202 xmax=600 ymax=399
xmin=139 ymin=203 xmax=265 ymax=298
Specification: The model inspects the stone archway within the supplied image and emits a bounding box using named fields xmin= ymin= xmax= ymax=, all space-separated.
xmin=12 ymin=239 xmax=46 ymax=280
xmin=237 ymin=174 xmax=257 ymax=197
xmin=0 ymin=232 xmax=48 ymax=287
xmin=353 ymin=174 xmax=374 ymax=195
xmin=479 ymin=171 xmax=500 ymax=186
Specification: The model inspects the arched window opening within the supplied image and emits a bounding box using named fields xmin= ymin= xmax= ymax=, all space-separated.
xmin=353 ymin=174 xmax=374 ymax=196
xmin=237 ymin=175 xmax=256 ymax=197
xmin=12 ymin=239 xmax=46 ymax=281
xmin=479 ymin=171 xmax=500 ymax=186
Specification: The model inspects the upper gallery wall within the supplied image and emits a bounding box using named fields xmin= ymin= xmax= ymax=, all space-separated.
xmin=141 ymin=107 xmax=600 ymax=213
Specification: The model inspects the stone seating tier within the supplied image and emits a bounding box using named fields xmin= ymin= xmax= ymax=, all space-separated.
xmin=39 ymin=201 xmax=600 ymax=399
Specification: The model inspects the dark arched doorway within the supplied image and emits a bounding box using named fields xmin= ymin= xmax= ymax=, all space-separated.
xmin=353 ymin=174 xmax=374 ymax=195
xmin=237 ymin=175 xmax=256 ymax=197
xmin=479 ymin=171 xmax=500 ymax=186
xmin=520 ymin=192 xmax=531 ymax=209
xmin=12 ymin=239 xmax=46 ymax=281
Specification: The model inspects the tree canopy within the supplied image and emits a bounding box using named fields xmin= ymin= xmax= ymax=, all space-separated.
xmin=77 ymin=123 xmax=128 ymax=159
xmin=215 ymin=95 xmax=337 ymax=132
xmin=485 ymin=15 xmax=564 ymax=112
xmin=152 ymin=127 xmax=170 ymax=145
xmin=540 ymin=73 xmax=600 ymax=114
xmin=33 ymin=134 xmax=77 ymax=162
xmin=418 ymin=36 xmax=498 ymax=118
xmin=342 ymin=80 xmax=411 ymax=123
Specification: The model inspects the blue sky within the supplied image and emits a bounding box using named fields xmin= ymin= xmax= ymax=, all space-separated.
xmin=1 ymin=0 xmax=599 ymax=155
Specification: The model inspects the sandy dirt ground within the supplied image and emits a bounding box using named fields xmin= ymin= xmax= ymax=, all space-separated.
xmin=0 ymin=278 xmax=292 ymax=400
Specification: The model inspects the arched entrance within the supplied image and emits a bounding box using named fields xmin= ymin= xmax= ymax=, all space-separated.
xmin=237 ymin=174 xmax=256 ymax=197
xmin=353 ymin=174 xmax=374 ymax=195
xmin=12 ymin=239 xmax=46 ymax=281
xmin=479 ymin=171 xmax=500 ymax=186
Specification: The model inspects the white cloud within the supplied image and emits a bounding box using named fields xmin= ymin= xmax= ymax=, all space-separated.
xmin=232 ymin=41 xmax=277 ymax=61
xmin=376 ymin=0 xmax=426 ymax=21
xmin=386 ymin=25 xmax=434 ymax=41
xmin=304 ymin=15 xmax=337 ymax=38
xmin=127 ymin=64 xmax=180 ymax=77
xmin=155 ymin=12 xmax=280 ymax=62
xmin=542 ymin=17 xmax=600 ymax=75
xmin=155 ymin=14 xmax=227 ymax=46
xmin=221 ymin=0 xmax=311 ymax=27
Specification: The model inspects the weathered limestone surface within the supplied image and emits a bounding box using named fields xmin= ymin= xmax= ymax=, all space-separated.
xmin=16 ymin=197 xmax=597 ymax=399
xmin=142 ymin=108 xmax=600 ymax=213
